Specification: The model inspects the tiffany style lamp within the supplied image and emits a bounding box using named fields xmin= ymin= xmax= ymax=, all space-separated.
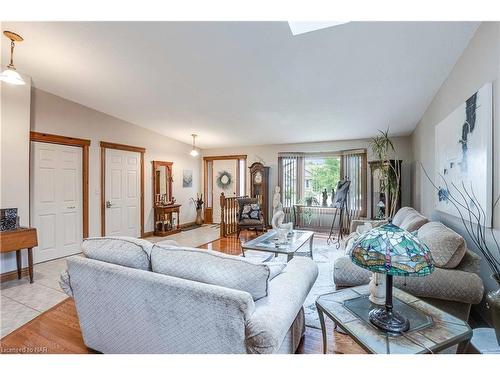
xmin=347 ymin=221 xmax=434 ymax=334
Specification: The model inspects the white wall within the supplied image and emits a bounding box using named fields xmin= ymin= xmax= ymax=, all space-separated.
xmin=30 ymin=88 xmax=202 ymax=240
xmin=411 ymin=22 xmax=500 ymax=321
xmin=0 ymin=73 xmax=32 ymax=273
xmin=202 ymin=135 xmax=413 ymax=218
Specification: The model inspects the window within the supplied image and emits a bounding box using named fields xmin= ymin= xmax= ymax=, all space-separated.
xmin=278 ymin=150 xmax=367 ymax=220
xmin=304 ymin=156 xmax=341 ymax=205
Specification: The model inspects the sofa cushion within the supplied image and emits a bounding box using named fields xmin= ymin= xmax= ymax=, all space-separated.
xmin=417 ymin=222 xmax=466 ymax=269
xmin=399 ymin=212 xmax=429 ymax=232
xmin=82 ymin=237 xmax=153 ymax=270
xmin=240 ymin=218 xmax=263 ymax=226
xmin=392 ymin=207 xmax=416 ymax=227
xmin=151 ymin=244 xmax=278 ymax=300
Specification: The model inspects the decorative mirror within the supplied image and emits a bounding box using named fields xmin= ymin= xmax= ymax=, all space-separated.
xmin=153 ymin=161 xmax=173 ymax=206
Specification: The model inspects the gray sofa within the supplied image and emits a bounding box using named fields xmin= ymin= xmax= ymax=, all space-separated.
xmin=334 ymin=207 xmax=484 ymax=321
xmin=61 ymin=237 xmax=318 ymax=354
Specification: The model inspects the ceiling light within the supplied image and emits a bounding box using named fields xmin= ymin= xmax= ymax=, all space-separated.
xmin=190 ymin=134 xmax=199 ymax=157
xmin=0 ymin=31 xmax=25 ymax=85
xmin=288 ymin=21 xmax=350 ymax=36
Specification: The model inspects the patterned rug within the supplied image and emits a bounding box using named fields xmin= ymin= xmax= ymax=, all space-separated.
xmin=303 ymin=241 xmax=345 ymax=329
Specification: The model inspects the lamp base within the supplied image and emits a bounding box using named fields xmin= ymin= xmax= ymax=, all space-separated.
xmin=369 ymin=307 xmax=410 ymax=334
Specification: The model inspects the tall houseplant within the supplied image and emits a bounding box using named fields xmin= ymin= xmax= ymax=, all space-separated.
xmin=420 ymin=163 xmax=500 ymax=343
xmin=369 ymin=129 xmax=401 ymax=219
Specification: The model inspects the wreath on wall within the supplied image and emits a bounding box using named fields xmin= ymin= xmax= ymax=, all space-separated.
xmin=216 ymin=170 xmax=233 ymax=190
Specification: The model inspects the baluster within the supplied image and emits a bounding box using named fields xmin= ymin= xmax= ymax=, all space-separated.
xmin=220 ymin=192 xmax=225 ymax=237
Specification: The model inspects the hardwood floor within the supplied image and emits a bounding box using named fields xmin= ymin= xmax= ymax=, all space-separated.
xmin=0 ymin=231 xmax=366 ymax=354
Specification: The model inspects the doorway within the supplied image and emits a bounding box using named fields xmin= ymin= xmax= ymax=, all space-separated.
xmin=100 ymin=142 xmax=145 ymax=237
xmin=30 ymin=132 xmax=90 ymax=264
xmin=203 ymin=155 xmax=246 ymax=224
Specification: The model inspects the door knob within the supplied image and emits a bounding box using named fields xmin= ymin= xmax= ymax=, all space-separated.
xmin=106 ymin=201 xmax=113 ymax=208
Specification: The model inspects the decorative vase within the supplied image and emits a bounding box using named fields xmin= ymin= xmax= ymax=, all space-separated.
xmin=486 ymin=273 xmax=500 ymax=345
xmin=195 ymin=208 xmax=203 ymax=225
xmin=369 ymin=272 xmax=386 ymax=305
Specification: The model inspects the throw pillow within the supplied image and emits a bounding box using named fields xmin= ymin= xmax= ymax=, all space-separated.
xmin=241 ymin=203 xmax=261 ymax=220
xmin=417 ymin=222 xmax=466 ymax=269
xmin=151 ymin=244 xmax=277 ymax=300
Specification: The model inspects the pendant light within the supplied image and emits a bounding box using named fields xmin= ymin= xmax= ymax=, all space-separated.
xmin=190 ymin=134 xmax=199 ymax=157
xmin=0 ymin=31 xmax=25 ymax=85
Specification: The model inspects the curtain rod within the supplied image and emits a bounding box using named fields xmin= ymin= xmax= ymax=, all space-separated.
xmin=278 ymin=148 xmax=367 ymax=158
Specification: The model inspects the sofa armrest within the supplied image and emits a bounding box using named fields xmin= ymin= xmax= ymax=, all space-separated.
xmin=456 ymin=249 xmax=481 ymax=274
xmin=59 ymin=270 xmax=73 ymax=297
xmin=245 ymin=257 xmax=318 ymax=354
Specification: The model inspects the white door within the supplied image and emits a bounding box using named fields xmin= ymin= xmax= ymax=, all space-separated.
xmin=31 ymin=142 xmax=83 ymax=263
xmin=105 ymin=148 xmax=141 ymax=237
xmin=212 ymin=159 xmax=238 ymax=224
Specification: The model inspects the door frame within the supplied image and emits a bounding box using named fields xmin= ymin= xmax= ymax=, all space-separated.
xmin=30 ymin=131 xmax=90 ymax=239
xmin=203 ymin=154 xmax=246 ymax=224
xmin=100 ymin=141 xmax=146 ymax=237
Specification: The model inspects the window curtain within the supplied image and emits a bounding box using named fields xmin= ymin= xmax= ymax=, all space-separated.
xmin=341 ymin=151 xmax=367 ymax=220
xmin=278 ymin=154 xmax=304 ymax=222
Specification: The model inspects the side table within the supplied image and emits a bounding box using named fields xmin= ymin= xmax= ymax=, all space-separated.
xmin=470 ymin=328 xmax=500 ymax=354
xmin=316 ymin=285 xmax=472 ymax=354
xmin=0 ymin=227 xmax=38 ymax=283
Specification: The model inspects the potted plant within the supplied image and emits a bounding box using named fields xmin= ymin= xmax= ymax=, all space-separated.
xmin=190 ymin=194 xmax=204 ymax=225
xmin=370 ymin=129 xmax=401 ymax=219
xmin=304 ymin=191 xmax=316 ymax=207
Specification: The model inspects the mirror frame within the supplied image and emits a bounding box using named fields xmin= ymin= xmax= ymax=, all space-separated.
xmin=152 ymin=160 xmax=173 ymax=206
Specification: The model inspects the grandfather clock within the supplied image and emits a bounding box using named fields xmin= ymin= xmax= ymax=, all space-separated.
xmin=249 ymin=162 xmax=270 ymax=226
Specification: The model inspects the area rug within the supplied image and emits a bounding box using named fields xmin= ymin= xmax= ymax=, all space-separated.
xmin=302 ymin=241 xmax=345 ymax=329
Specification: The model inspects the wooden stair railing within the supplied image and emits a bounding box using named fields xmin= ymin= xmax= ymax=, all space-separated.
xmin=220 ymin=193 xmax=247 ymax=237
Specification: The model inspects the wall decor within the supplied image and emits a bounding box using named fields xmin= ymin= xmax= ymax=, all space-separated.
xmin=435 ymin=82 xmax=493 ymax=227
xmin=182 ymin=169 xmax=193 ymax=188
xmin=216 ymin=170 xmax=232 ymax=190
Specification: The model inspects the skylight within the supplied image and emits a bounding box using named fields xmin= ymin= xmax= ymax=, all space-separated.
xmin=288 ymin=21 xmax=350 ymax=36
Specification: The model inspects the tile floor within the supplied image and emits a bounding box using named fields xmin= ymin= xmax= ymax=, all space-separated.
xmin=0 ymin=224 xmax=221 ymax=338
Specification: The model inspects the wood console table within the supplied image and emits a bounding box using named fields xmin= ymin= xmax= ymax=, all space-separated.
xmin=154 ymin=204 xmax=181 ymax=236
xmin=0 ymin=227 xmax=38 ymax=283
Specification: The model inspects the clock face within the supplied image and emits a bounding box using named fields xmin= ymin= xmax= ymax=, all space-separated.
xmin=254 ymin=171 xmax=263 ymax=184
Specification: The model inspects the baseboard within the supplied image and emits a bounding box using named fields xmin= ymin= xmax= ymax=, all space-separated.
xmin=179 ymin=221 xmax=197 ymax=229
xmin=1 ymin=267 xmax=29 ymax=283
xmin=141 ymin=222 xmax=199 ymax=238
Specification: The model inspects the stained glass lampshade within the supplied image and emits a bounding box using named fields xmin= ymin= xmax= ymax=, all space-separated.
xmin=347 ymin=221 xmax=434 ymax=334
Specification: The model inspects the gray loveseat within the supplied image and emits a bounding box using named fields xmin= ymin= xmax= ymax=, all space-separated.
xmin=61 ymin=237 xmax=318 ymax=354
xmin=334 ymin=207 xmax=484 ymax=321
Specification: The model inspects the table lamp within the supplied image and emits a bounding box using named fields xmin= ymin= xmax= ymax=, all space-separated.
xmin=347 ymin=221 xmax=434 ymax=334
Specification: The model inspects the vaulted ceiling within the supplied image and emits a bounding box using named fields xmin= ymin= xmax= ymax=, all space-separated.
xmin=2 ymin=21 xmax=479 ymax=148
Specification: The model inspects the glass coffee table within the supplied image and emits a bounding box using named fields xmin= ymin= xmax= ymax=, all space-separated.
xmin=316 ymin=284 xmax=472 ymax=354
xmin=241 ymin=229 xmax=314 ymax=262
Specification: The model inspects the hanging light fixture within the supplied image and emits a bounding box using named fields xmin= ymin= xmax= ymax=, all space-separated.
xmin=190 ymin=134 xmax=199 ymax=157
xmin=0 ymin=31 xmax=25 ymax=85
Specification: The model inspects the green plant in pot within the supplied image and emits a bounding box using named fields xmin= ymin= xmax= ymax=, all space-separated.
xmin=369 ymin=129 xmax=401 ymax=219
xmin=304 ymin=191 xmax=316 ymax=207
xmin=420 ymin=163 xmax=500 ymax=344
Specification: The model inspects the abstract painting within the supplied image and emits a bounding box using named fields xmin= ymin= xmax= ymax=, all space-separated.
xmin=182 ymin=170 xmax=193 ymax=188
xmin=435 ymin=82 xmax=493 ymax=226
